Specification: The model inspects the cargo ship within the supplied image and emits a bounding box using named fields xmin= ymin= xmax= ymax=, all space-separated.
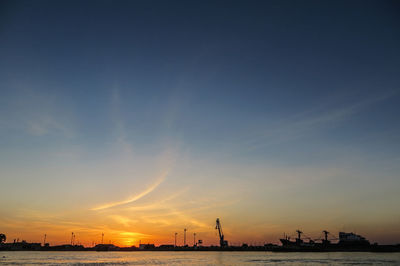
xmin=276 ymin=229 xmax=398 ymax=251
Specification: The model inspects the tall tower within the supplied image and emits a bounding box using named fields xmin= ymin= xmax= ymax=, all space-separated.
xmin=184 ymin=228 xmax=187 ymax=246
xmin=174 ymin=232 xmax=177 ymax=247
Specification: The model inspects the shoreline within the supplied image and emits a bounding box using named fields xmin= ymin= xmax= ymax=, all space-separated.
xmin=2 ymin=247 xmax=400 ymax=253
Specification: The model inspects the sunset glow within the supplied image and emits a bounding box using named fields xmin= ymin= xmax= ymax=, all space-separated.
xmin=1 ymin=0 xmax=400 ymax=249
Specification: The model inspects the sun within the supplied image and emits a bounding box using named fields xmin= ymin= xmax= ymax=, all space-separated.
xmin=122 ymin=238 xmax=137 ymax=247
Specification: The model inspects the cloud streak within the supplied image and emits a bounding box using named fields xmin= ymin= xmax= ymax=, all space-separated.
xmin=91 ymin=171 xmax=168 ymax=211
xmin=245 ymin=91 xmax=398 ymax=150
xmin=0 ymin=84 xmax=76 ymax=138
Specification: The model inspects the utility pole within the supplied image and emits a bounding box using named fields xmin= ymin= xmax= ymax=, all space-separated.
xmin=193 ymin=233 xmax=196 ymax=247
xmin=184 ymin=228 xmax=187 ymax=246
xmin=174 ymin=232 xmax=177 ymax=247
xmin=71 ymin=232 xmax=74 ymax=245
xmin=43 ymin=234 xmax=46 ymax=246
xmin=101 ymin=233 xmax=104 ymax=244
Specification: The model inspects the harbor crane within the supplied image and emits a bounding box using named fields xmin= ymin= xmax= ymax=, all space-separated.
xmin=215 ymin=218 xmax=228 ymax=247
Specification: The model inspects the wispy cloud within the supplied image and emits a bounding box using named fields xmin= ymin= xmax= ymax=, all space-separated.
xmin=110 ymin=85 xmax=134 ymax=157
xmin=109 ymin=215 xmax=138 ymax=227
xmin=246 ymin=91 xmax=397 ymax=150
xmin=91 ymin=170 xmax=168 ymax=211
xmin=0 ymin=84 xmax=75 ymax=138
xmin=125 ymin=187 xmax=189 ymax=212
xmin=27 ymin=114 xmax=74 ymax=137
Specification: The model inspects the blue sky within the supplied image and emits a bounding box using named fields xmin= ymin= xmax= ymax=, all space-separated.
xmin=1 ymin=0 xmax=400 ymax=245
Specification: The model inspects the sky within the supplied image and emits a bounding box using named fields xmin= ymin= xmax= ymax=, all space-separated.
xmin=0 ymin=0 xmax=400 ymax=246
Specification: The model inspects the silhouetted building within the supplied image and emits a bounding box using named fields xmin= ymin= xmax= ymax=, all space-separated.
xmin=95 ymin=244 xmax=120 ymax=251
xmin=159 ymin=244 xmax=174 ymax=249
xmin=0 ymin=240 xmax=41 ymax=251
xmin=139 ymin=243 xmax=155 ymax=250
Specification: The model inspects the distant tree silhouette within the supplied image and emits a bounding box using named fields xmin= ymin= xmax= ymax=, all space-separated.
xmin=0 ymin=233 xmax=6 ymax=243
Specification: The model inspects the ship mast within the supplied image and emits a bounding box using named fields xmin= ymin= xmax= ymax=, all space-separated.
xmin=296 ymin=230 xmax=303 ymax=241
xmin=323 ymin=230 xmax=329 ymax=242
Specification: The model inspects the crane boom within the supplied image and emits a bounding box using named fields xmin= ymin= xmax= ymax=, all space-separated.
xmin=215 ymin=218 xmax=228 ymax=247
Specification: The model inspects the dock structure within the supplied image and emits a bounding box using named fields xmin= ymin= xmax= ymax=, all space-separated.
xmin=1 ymin=221 xmax=399 ymax=252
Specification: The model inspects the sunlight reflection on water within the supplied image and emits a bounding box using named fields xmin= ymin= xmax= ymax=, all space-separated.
xmin=1 ymin=251 xmax=400 ymax=265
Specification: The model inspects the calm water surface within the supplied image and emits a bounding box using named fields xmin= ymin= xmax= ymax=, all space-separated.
xmin=1 ymin=251 xmax=400 ymax=265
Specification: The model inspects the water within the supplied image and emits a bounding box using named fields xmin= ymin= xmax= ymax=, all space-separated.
xmin=1 ymin=251 xmax=400 ymax=265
